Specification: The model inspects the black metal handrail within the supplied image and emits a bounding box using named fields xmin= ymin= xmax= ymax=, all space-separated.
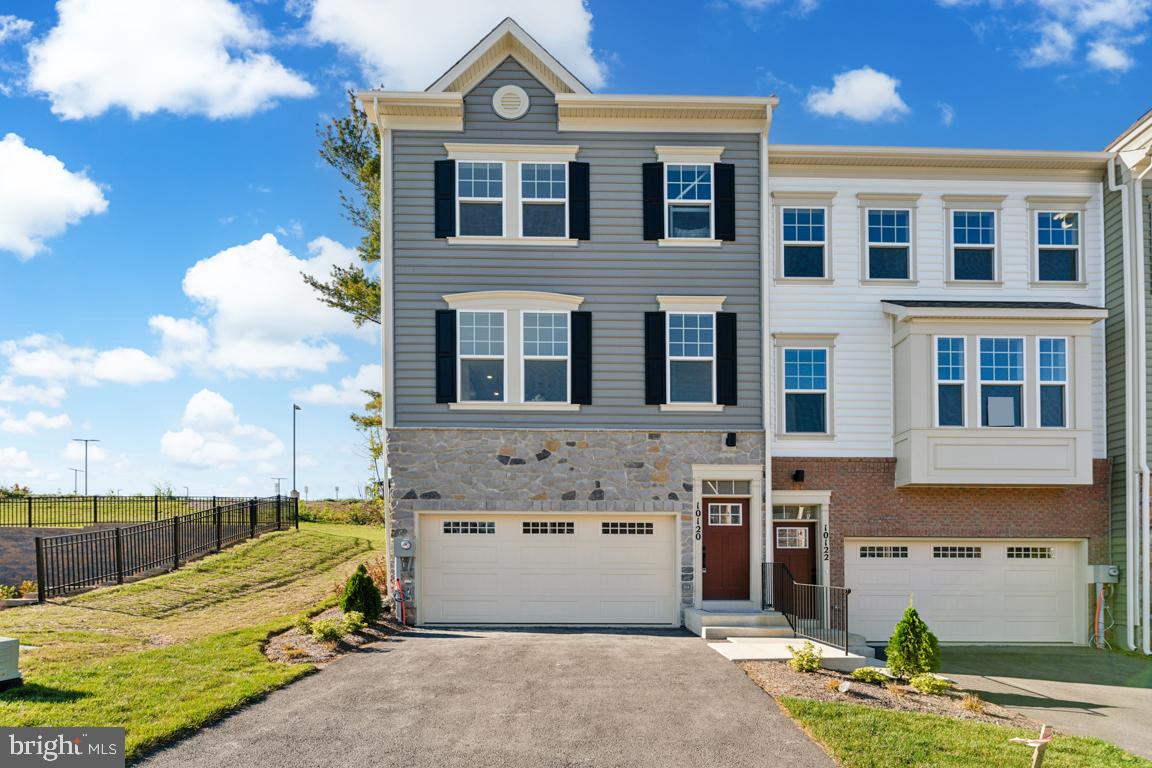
xmin=34 ymin=495 xmax=298 ymax=601
xmin=763 ymin=561 xmax=852 ymax=655
xmin=0 ymin=495 xmax=248 ymax=528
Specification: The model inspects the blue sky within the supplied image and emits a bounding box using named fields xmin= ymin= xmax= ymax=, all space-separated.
xmin=0 ymin=0 xmax=1148 ymax=497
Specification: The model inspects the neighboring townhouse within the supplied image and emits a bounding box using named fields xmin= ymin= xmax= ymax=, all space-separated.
xmin=359 ymin=18 xmax=1115 ymax=646
xmin=1104 ymin=111 xmax=1152 ymax=653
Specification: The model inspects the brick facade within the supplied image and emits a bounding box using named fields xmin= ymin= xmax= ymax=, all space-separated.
xmin=771 ymin=457 xmax=1111 ymax=585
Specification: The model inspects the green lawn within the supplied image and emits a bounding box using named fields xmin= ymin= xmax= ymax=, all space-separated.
xmin=780 ymin=697 xmax=1152 ymax=768
xmin=0 ymin=529 xmax=378 ymax=758
xmin=301 ymin=520 xmax=387 ymax=545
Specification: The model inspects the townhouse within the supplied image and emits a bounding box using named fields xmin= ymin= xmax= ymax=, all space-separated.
xmin=360 ymin=18 xmax=1124 ymax=647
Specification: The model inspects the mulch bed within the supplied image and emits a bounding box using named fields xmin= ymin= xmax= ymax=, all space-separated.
xmin=263 ymin=606 xmax=405 ymax=665
xmin=738 ymin=660 xmax=1029 ymax=726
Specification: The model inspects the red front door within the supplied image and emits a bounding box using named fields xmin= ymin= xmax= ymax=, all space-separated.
xmin=774 ymin=521 xmax=817 ymax=584
xmin=702 ymin=497 xmax=750 ymax=600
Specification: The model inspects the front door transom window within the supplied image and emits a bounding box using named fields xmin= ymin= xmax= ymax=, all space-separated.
xmin=776 ymin=526 xmax=809 ymax=549
xmin=708 ymin=503 xmax=742 ymax=526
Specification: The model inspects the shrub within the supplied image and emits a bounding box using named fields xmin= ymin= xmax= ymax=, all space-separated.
xmin=310 ymin=618 xmax=346 ymax=643
xmin=341 ymin=610 xmax=366 ymax=633
xmin=909 ymin=673 xmax=953 ymax=695
xmin=341 ymin=564 xmax=383 ymax=621
xmin=18 ymin=580 xmax=36 ymax=598
xmin=962 ymin=693 xmax=984 ymax=713
xmin=293 ymin=614 xmax=313 ymax=634
xmin=787 ymin=641 xmax=823 ymax=673
xmin=850 ymin=666 xmax=888 ymax=684
xmin=886 ymin=602 xmax=940 ymax=677
xmin=0 ymin=584 xmax=18 ymax=599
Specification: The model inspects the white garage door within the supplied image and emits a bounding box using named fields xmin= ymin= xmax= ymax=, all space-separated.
xmin=845 ymin=539 xmax=1082 ymax=643
xmin=419 ymin=514 xmax=678 ymax=625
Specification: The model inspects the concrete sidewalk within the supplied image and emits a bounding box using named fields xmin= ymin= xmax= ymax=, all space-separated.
xmin=138 ymin=628 xmax=834 ymax=768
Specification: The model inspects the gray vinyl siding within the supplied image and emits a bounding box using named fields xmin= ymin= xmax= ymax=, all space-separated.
xmin=390 ymin=57 xmax=762 ymax=429
xmin=1103 ymin=186 xmax=1127 ymax=631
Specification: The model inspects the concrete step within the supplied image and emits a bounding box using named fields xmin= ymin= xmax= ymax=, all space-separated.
xmin=701 ymin=625 xmax=796 ymax=641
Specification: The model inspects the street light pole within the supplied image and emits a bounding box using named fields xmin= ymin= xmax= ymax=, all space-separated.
xmin=272 ymin=477 xmax=286 ymax=496
xmin=67 ymin=467 xmax=82 ymax=494
xmin=292 ymin=404 xmax=302 ymax=494
xmin=72 ymin=438 xmax=100 ymax=495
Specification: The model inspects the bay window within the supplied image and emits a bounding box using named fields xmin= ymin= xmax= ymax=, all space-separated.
xmin=936 ymin=337 xmax=965 ymax=427
xmin=979 ymin=337 xmax=1024 ymax=428
xmin=1038 ymin=337 xmax=1067 ymax=428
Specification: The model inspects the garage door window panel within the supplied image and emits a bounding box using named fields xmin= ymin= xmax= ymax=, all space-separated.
xmin=933 ymin=545 xmax=982 ymax=558
xmin=443 ymin=521 xmax=496 ymax=534
xmin=522 ymin=521 xmax=575 ymax=534
xmin=601 ymin=522 xmax=654 ymax=535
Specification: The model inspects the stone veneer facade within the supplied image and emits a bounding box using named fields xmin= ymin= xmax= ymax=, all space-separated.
xmin=388 ymin=427 xmax=765 ymax=618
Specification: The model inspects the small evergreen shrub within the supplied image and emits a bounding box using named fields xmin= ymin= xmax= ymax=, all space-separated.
xmin=886 ymin=602 xmax=940 ymax=677
xmin=340 ymin=564 xmax=383 ymax=621
xmin=850 ymin=666 xmax=888 ymax=684
xmin=787 ymin=641 xmax=823 ymax=673
xmin=310 ymin=618 xmax=346 ymax=643
xmin=909 ymin=673 xmax=953 ymax=695
xmin=341 ymin=610 xmax=366 ymax=633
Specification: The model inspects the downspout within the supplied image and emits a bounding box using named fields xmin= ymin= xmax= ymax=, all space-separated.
xmin=1107 ymin=157 xmax=1137 ymax=651
xmin=760 ymin=106 xmax=773 ymax=587
xmin=1135 ymin=154 xmax=1152 ymax=655
xmin=372 ymin=96 xmax=395 ymax=571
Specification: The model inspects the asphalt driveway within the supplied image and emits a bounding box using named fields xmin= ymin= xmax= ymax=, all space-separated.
xmin=138 ymin=628 xmax=832 ymax=768
xmin=942 ymin=646 xmax=1152 ymax=759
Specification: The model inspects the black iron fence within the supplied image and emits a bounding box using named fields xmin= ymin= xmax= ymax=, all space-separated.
xmin=35 ymin=496 xmax=298 ymax=601
xmin=0 ymin=495 xmax=248 ymax=528
xmin=763 ymin=561 xmax=852 ymax=654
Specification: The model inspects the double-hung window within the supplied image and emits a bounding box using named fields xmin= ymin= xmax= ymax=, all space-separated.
xmin=666 ymin=164 xmax=712 ymax=239
xmin=979 ymin=337 xmax=1023 ymax=427
xmin=458 ymin=311 xmax=505 ymax=402
xmin=952 ymin=211 xmax=996 ymax=281
xmin=1038 ymin=337 xmax=1068 ymax=428
xmin=936 ymin=337 xmax=966 ymax=427
xmin=783 ymin=348 xmax=828 ymax=433
xmin=523 ymin=312 xmax=569 ymax=402
xmin=1036 ymin=211 xmax=1080 ymax=282
xmin=866 ymin=208 xmax=912 ymax=280
xmin=520 ymin=163 xmax=566 ymax=238
xmin=667 ymin=312 xmax=714 ymax=403
xmin=457 ymin=162 xmax=504 ymax=236
xmin=781 ymin=207 xmax=827 ymax=278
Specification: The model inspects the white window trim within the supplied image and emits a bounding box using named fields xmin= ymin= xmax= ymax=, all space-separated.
xmin=664 ymin=162 xmax=715 ymax=242
xmin=978 ymin=335 xmax=1026 ymax=428
xmin=655 ymin=146 xmax=724 ymax=164
xmin=518 ymin=161 xmax=569 ymax=240
xmin=780 ymin=346 xmax=831 ymax=437
xmin=861 ymin=205 xmax=916 ymax=283
xmin=934 ymin=335 xmax=968 ymax=428
xmin=665 ymin=311 xmax=717 ymax=407
xmin=443 ymin=291 xmax=584 ymax=411
xmin=457 ymin=309 xmax=507 ymax=405
xmin=947 ymin=208 xmax=1001 ymax=284
xmin=521 ymin=310 xmax=571 ymax=405
xmin=1031 ymin=208 xmax=1086 ymax=286
xmin=455 ymin=160 xmax=505 ymax=239
xmin=658 ymin=295 xmax=726 ymax=313
xmin=1036 ymin=336 xmax=1070 ymax=429
xmin=444 ymin=144 xmax=580 ymax=246
xmin=779 ymin=205 xmax=830 ymax=281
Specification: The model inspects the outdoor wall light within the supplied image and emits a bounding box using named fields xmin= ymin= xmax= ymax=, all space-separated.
xmin=725 ymin=432 xmax=737 ymax=447
xmin=792 ymin=469 xmax=805 ymax=483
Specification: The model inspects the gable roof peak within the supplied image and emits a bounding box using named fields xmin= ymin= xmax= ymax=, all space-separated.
xmin=426 ymin=17 xmax=591 ymax=96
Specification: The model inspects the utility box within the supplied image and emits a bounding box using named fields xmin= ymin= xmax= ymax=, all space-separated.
xmin=1088 ymin=564 xmax=1120 ymax=584
xmin=0 ymin=637 xmax=21 ymax=690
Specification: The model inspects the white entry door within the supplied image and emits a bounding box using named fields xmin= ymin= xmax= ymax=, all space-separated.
xmin=419 ymin=514 xmax=678 ymax=625
xmin=844 ymin=539 xmax=1082 ymax=643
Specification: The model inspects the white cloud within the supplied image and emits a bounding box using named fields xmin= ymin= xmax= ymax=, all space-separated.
xmin=0 ymin=15 xmax=32 ymax=43
xmin=0 ymin=409 xmax=71 ymax=434
xmin=293 ymin=364 xmax=381 ymax=406
xmin=1 ymin=335 xmax=174 ymax=385
xmin=160 ymin=389 xmax=283 ymax=469
xmin=731 ymin=0 xmax=819 ymax=12
xmin=152 ymin=233 xmax=366 ymax=377
xmin=303 ymin=0 xmax=606 ymax=90
xmin=1025 ymin=21 xmax=1077 ymax=66
xmin=0 ymin=133 xmax=108 ymax=259
xmin=938 ymin=101 xmax=955 ymax=126
xmin=1087 ymin=39 xmax=1135 ymax=70
xmin=26 ymin=0 xmax=314 ymax=119
xmin=0 ymin=447 xmax=33 ymax=471
xmin=62 ymin=441 xmax=108 ymax=463
xmin=0 ymin=376 xmax=66 ymax=407
xmin=806 ymin=67 xmax=910 ymax=122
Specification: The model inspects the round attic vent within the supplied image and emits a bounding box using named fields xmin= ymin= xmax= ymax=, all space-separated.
xmin=492 ymin=85 xmax=529 ymax=120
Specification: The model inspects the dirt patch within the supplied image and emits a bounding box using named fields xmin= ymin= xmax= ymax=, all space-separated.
xmin=739 ymin=660 xmax=1028 ymax=726
xmin=263 ymin=606 xmax=405 ymax=665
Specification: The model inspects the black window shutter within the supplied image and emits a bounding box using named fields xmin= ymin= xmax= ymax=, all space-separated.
xmin=642 ymin=162 xmax=664 ymax=241
xmin=433 ymin=159 xmax=456 ymax=239
xmin=644 ymin=311 xmax=667 ymax=404
xmin=716 ymin=312 xmax=738 ymax=406
xmin=570 ymin=311 xmax=592 ymax=404
xmin=568 ymin=161 xmax=590 ymax=240
xmin=714 ymin=163 xmax=736 ymax=242
xmin=434 ymin=309 xmax=456 ymax=403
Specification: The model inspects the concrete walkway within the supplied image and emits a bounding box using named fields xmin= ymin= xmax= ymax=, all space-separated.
xmin=138 ymin=628 xmax=833 ymax=768
xmin=941 ymin=646 xmax=1152 ymax=759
